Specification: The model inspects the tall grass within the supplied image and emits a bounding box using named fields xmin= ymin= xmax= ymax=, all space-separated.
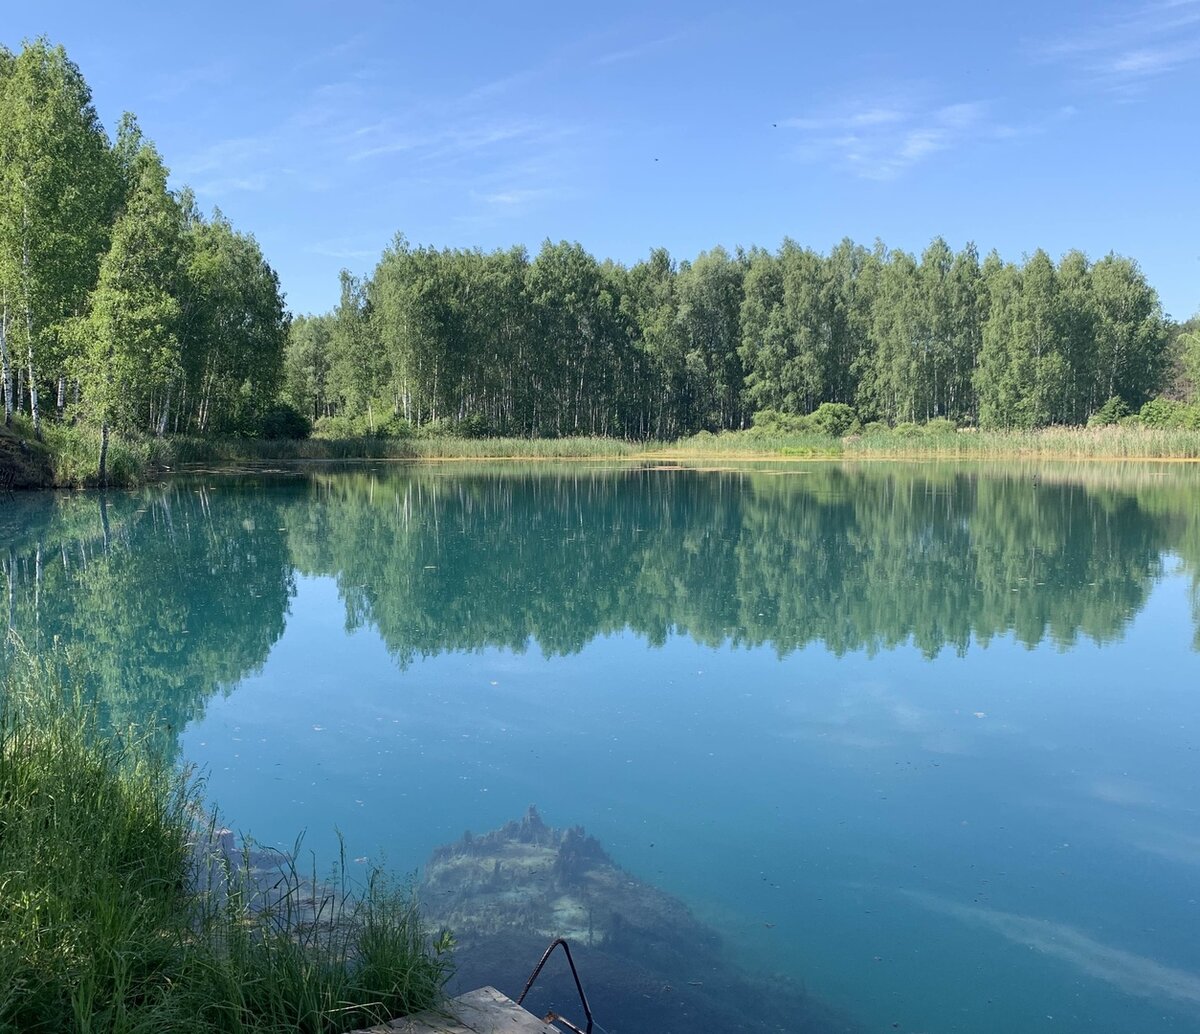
xmin=12 ymin=418 xmax=1200 ymax=490
xmin=842 ymin=424 xmax=1200 ymax=459
xmin=166 ymin=424 xmax=1200 ymax=468
xmin=0 ymin=647 xmax=451 ymax=1033
xmin=7 ymin=418 xmax=174 ymax=488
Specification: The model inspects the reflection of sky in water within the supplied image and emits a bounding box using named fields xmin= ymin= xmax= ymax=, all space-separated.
xmin=182 ymin=564 xmax=1200 ymax=1034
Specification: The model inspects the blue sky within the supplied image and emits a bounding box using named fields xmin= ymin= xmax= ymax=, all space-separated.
xmin=6 ymin=0 xmax=1199 ymax=319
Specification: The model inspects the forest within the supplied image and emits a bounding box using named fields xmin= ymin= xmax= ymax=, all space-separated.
xmin=4 ymin=36 xmax=1200 ymax=476
xmin=0 ymin=39 xmax=290 ymax=480
xmin=288 ymin=237 xmax=1200 ymax=440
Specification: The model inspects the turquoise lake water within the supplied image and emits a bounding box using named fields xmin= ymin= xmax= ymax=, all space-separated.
xmin=3 ymin=462 xmax=1199 ymax=1033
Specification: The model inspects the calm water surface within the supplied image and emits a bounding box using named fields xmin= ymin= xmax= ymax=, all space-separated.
xmin=3 ymin=462 xmax=1199 ymax=1033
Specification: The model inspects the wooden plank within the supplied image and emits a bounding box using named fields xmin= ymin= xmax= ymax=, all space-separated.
xmin=346 ymin=986 xmax=560 ymax=1034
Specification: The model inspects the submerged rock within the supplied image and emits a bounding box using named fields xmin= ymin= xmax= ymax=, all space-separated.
xmin=420 ymin=807 xmax=857 ymax=1034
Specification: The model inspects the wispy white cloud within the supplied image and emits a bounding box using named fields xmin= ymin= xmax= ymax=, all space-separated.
xmin=303 ymin=239 xmax=380 ymax=261
xmin=1033 ymin=0 xmax=1200 ymax=94
xmin=348 ymin=119 xmax=560 ymax=165
xmin=592 ymin=30 xmax=690 ymax=67
xmin=148 ymin=60 xmax=235 ymax=103
xmin=782 ymin=98 xmax=991 ymax=180
xmin=191 ymin=174 xmax=269 ymax=196
xmin=169 ymin=19 xmax=613 ymax=220
xmin=473 ymin=188 xmax=552 ymax=207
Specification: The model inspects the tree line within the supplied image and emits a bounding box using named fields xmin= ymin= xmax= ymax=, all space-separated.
xmin=4 ymin=38 xmax=1195 ymax=459
xmin=287 ymin=235 xmax=1190 ymax=438
xmin=0 ymin=39 xmax=289 ymax=478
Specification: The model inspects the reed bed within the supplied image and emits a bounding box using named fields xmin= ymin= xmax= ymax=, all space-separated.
xmin=167 ymin=425 xmax=1200 ymax=467
xmin=11 ymin=420 xmax=1200 ymax=490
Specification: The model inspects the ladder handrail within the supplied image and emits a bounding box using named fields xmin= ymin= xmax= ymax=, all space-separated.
xmin=516 ymin=937 xmax=594 ymax=1034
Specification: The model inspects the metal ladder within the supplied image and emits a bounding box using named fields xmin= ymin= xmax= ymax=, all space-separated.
xmin=517 ymin=938 xmax=595 ymax=1034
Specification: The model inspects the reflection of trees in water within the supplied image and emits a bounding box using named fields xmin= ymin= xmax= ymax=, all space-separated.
xmin=1 ymin=482 xmax=297 ymax=748
xmin=3 ymin=464 xmax=1198 ymax=741
xmin=287 ymin=463 xmax=1196 ymax=664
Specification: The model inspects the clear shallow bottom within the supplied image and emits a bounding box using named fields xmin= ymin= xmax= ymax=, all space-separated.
xmin=4 ymin=463 xmax=1200 ymax=1033
xmin=182 ymin=572 xmax=1200 ymax=1034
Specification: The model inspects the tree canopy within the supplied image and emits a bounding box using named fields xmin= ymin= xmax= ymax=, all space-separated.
xmin=288 ymin=236 xmax=1177 ymax=438
xmin=0 ymin=38 xmax=288 ymax=466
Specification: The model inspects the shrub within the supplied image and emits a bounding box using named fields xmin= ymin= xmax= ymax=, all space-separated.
xmin=808 ymin=402 xmax=859 ymax=438
xmin=892 ymin=422 xmax=924 ymax=438
xmin=924 ymin=417 xmax=957 ymax=435
xmin=1087 ymin=396 xmax=1130 ymax=426
xmin=454 ymin=414 xmax=493 ymax=439
xmin=1140 ymin=398 xmax=1187 ymax=428
xmin=376 ymin=412 xmax=415 ymax=438
xmin=750 ymin=408 xmax=805 ymax=434
xmin=313 ymin=413 xmax=370 ymax=439
xmin=260 ymin=402 xmax=312 ymax=440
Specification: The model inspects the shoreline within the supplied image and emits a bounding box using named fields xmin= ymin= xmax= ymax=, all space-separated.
xmin=7 ymin=424 xmax=1200 ymax=492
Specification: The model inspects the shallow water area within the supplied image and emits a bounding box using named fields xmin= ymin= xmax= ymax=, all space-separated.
xmin=3 ymin=460 xmax=1199 ymax=1033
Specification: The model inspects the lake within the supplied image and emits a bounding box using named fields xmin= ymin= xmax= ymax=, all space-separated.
xmin=3 ymin=461 xmax=1199 ymax=1033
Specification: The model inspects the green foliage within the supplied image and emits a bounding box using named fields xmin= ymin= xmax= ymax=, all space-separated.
xmin=0 ymin=38 xmax=1184 ymax=445
xmin=1138 ymin=397 xmax=1186 ymax=427
xmin=749 ymin=403 xmax=858 ymax=438
xmin=0 ymin=649 xmax=451 ymax=1032
xmin=1178 ymin=327 xmax=1200 ymax=399
xmin=0 ymin=38 xmax=119 ymax=433
xmin=39 ymin=422 xmax=169 ymax=487
xmin=79 ymin=141 xmax=182 ymax=438
xmin=313 ymin=412 xmax=367 ymax=439
xmin=260 ymin=402 xmax=311 ymax=440
xmin=1088 ymin=396 xmax=1130 ymax=426
xmin=0 ymin=651 xmax=192 ymax=1031
xmin=0 ymin=40 xmax=287 ymax=444
xmin=808 ymin=402 xmax=859 ymax=437
xmin=300 ymin=230 xmax=1174 ymax=441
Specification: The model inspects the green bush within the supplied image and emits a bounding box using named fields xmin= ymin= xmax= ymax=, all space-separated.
xmin=1137 ymin=398 xmax=1185 ymax=427
xmin=807 ymin=402 xmax=859 ymax=437
xmin=312 ymin=413 xmax=371 ymax=439
xmin=454 ymin=414 xmax=493 ymax=439
xmin=924 ymin=417 xmax=957 ymax=435
xmin=260 ymin=402 xmax=312 ymax=440
xmin=377 ymin=412 xmax=415 ymax=438
xmin=750 ymin=408 xmax=803 ymax=434
xmin=892 ymin=422 xmax=924 ymax=438
xmin=1088 ymin=396 xmax=1130 ymax=426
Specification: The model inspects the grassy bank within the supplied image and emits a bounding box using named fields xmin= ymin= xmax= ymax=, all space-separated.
xmin=0 ymin=649 xmax=451 ymax=1033
xmin=171 ymin=423 xmax=1200 ymax=466
xmin=7 ymin=419 xmax=1200 ymax=491
xmin=1 ymin=417 xmax=172 ymax=489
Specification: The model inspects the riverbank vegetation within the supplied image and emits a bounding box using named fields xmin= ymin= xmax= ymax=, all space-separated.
xmin=0 ymin=649 xmax=451 ymax=1032
xmin=2 ymin=36 xmax=1199 ymax=487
